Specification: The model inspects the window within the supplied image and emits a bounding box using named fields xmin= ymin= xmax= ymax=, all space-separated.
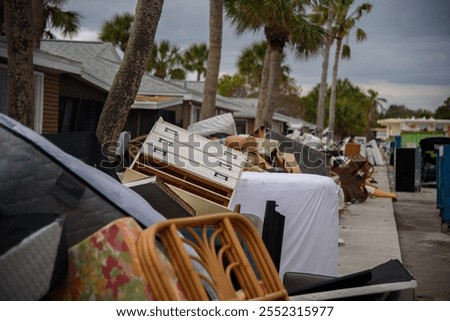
xmin=34 ymin=72 xmax=44 ymax=133
xmin=59 ymin=96 xmax=103 ymax=132
xmin=191 ymin=105 xmax=201 ymax=124
xmin=0 ymin=65 xmax=44 ymax=133
xmin=235 ymin=119 xmax=247 ymax=134
xmin=0 ymin=67 xmax=7 ymax=116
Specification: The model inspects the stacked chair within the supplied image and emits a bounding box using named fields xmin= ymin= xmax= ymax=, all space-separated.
xmin=52 ymin=213 xmax=288 ymax=301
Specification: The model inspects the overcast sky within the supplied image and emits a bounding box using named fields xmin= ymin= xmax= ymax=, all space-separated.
xmin=60 ymin=0 xmax=450 ymax=111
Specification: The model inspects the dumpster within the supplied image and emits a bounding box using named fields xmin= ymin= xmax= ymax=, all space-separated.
xmin=419 ymin=137 xmax=450 ymax=183
xmin=437 ymin=145 xmax=450 ymax=226
xmin=395 ymin=148 xmax=421 ymax=192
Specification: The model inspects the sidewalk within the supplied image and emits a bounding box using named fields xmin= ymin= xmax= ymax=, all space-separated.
xmin=337 ymin=165 xmax=402 ymax=276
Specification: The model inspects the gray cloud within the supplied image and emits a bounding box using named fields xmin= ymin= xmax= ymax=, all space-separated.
xmin=61 ymin=0 xmax=450 ymax=109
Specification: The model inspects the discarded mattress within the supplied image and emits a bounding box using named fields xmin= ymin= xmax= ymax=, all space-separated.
xmin=0 ymin=113 xmax=165 ymax=248
xmin=0 ymin=213 xmax=66 ymax=300
xmin=230 ymin=172 xmax=339 ymax=277
xmin=368 ymin=139 xmax=385 ymax=166
xmin=187 ymin=113 xmax=237 ymax=137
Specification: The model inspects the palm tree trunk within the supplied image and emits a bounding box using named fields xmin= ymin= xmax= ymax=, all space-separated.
xmin=368 ymin=101 xmax=375 ymax=127
xmin=255 ymin=44 xmax=271 ymax=129
xmin=32 ymin=0 xmax=44 ymax=49
xmin=4 ymin=0 xmax=35 ymax=128
xmin=261 ymin=41 xmax=284 ymax=129
xmin=316 ymin=5 xmax=335 ymax=134
xmin=96 ymin=0 xmax=164 ymax=147
xmin=328 ymin=36 xmax=342 ymax=139
xmin=201 ymin=0 xmax=223 ymax=120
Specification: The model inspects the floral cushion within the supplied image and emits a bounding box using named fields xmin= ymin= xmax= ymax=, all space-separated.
xmin=54 ymin=217 xmax=186 ymax=300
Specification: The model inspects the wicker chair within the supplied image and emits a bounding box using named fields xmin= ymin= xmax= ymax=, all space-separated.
xmin=137 ymin=213 xmax=289 ymax=301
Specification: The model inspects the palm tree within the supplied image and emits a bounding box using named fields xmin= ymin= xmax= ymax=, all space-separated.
xmin=237 ymin=41 xmax=267 ymax=88
xmin=42 ymin=0 xmax=81 ymax=40
xmin=237 ymin=41 xmax=291 ymax=90
xmin=1 ymin=0 xmax=81 ymax=129
xmin=237 ymin=40 xmax=292 ymax=93
xmin=225 ymin=0 xmax=325 ymax=128
xmin=99 ymin=12 xmax=134 ymax=53
xmin=367 ymin=89 xmax=386 ymax=127
xmin=255 ymin=43 xmax=271 ymax=128
xmin=96 ymin=0 xmax=164 ymax=147
xmin=312 ymin=0 xmax=336 ymax=134
xmin=3 ymin=0 xmax=35 ymax=128
xmin=147 ymin=40 xmax=182 ymax=79
xmin=327 ymin=0 xmax=372 ymax=139
xmin=168 ymin=68 xmax=186 ymax=80
xmin=201 ymin=0 xmax=223 ymax=120
xmin=1 ymin=0 xmax=81 ymax=48
xmin=182 ymin=43 xmax=208 ymax=81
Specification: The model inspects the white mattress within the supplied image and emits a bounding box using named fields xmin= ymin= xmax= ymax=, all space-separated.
xmin=230 ymin=172 xmax=339 ymax=278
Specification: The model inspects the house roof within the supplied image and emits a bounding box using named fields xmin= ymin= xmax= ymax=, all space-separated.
xmin=40 ymin=40 xmax=188 ymax=97
xmin=171 ymin=80 xmax=315 ymax=129
xmin=0 ymin=37 xmax=81 ymax=75
xmin=39 ymin=40 xmax=252 ymax=113
xmin=378 ymin=117 xmax=450 ymax=125
xmin=4 ymin=38 xmax=312 ymax=126
xmin=133 ymin=95 xmax=184 ymax=110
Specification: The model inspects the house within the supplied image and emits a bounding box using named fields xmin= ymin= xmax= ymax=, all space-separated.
xmin=377 ymin=117 xmax=450 ymax=138
xmin=171 ymin=81 xmax=316 ymax=135
xmin=38 ymin=39 xmax=195 ymax=137
xmin=1 ymin=38 xmax=310 ymax=138
xmin=221 ymin=97 xmax=317 ymax=135
xmin=1 ymin=37 xmax=83 ymax=134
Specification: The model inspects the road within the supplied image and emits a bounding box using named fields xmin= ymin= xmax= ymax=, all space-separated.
xmin=391 ymin=179 xmax=450 ymax=300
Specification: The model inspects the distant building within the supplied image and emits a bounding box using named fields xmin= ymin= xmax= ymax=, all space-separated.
xmin=377 ymin=117 xmax=450 ymax=138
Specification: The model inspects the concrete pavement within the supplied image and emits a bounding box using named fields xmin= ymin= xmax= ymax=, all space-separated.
xmin=338 ymin=165 xmax=402 ymax=276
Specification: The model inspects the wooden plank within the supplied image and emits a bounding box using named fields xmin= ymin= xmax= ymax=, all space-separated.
xmin=136 ymin=154 xmax=233 ymax=197
xmin=124 ymin=176 xmax=196 ymax=219
xmin=167 ymin=185 xmax=231 ymax=216
xmin=121 ymin=168 xmax=150 ymax=184
xmin=277 ymin=152 xmax=301 ymax=174
xmin=132 ymin=160 xmax=231 ymax=206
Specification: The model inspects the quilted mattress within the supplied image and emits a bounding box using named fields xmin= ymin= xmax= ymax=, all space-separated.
xmin=0 ymin=113 xmax=165 ymax=247
xmin=0 ymin=213 xmax=66 ymax=300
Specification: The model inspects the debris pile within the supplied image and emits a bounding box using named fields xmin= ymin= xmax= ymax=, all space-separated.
xmin=0 ymin=112 xmax=404 ymax=301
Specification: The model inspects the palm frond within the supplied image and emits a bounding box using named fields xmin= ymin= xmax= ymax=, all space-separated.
xmin=290 ymin=14 xmax=327 ymax=60
xmin=341 ymin=43 xmax=351 ymax=60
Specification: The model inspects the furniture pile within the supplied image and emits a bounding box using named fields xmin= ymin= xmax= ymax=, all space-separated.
xmin=1 ymin=113 xmax=413 ymax=301
xmin=331 ymin=142 xmax=397 ymax=203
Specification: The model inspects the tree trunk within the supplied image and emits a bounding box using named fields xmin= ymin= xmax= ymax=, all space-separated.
xmin=316 ymin=5 xmax=335 ymax=134
xmin=260 ymin=40 xmax=284 ymax=129
xmin=368 ymin=102 xmax=375 ymax=127
xmin=255 ymin=44 xmax=271 ymax=129
xmin=96 ymin=0 xmax=164 ymax=147
xmin=32 ymin=0 xmax=44 ymax=49
xmin=201 ymin=0 xmax=223 ymax=120
xmin=4 ymin=0 xmax=35 ymax=128
xmin=328 ymin=36 xmax=342 ymax=139
xmin=0 ymin=0 xmax=4 ymax=35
